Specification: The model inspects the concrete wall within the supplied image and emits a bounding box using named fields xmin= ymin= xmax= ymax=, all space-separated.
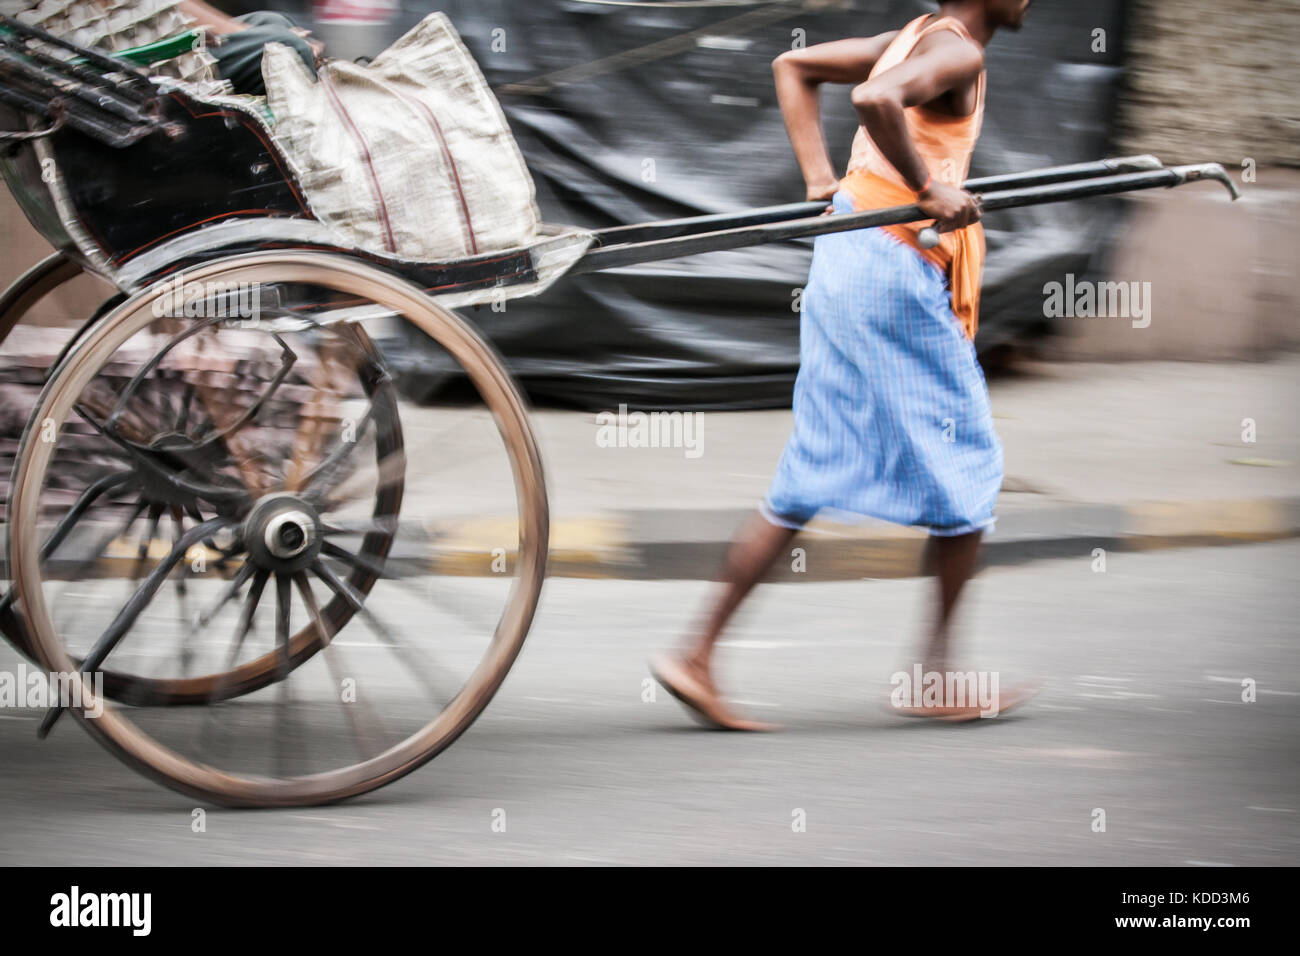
xmin=1043 ymin=0 xmax=1300 ymax=361
xmin=1043 ymin=166 xmax=1300 ymax=362
xmin=1118 ymin=0 xmax=1300 ymax=168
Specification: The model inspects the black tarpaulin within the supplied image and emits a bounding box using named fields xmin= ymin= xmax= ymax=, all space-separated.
xmin=381 ymin=0 xmax=1132 ymax=409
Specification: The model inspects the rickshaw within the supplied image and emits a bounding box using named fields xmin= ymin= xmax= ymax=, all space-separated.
xmin=0 ymin=16 xmax=1239 ymax=806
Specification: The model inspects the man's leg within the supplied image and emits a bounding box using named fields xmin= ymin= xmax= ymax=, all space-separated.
xmin=919 ymin=529 xmax=983 ymax=672
xmin=685 ymin=511 xmax=797 ymax=669
xmin=906 ymin=528 xmax=1041 ymax=719
xmin=651 ymin=511 xmax=796 ymax=729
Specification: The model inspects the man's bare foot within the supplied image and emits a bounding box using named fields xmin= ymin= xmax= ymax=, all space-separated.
xmin=648 ymin=652 xmax=779 ymax=731
xmin=892 ymin=678 xmax=1042 ymax=723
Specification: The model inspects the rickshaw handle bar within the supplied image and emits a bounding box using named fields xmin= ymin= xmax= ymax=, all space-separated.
xmin=573 ymin=163 xmax=1239 ymax=275
xmin=589 ymin=154 xmax=1166 ymax=248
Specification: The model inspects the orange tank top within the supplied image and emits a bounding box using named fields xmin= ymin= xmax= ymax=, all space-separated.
xmin=841 ymin=15 xmax=987 ymax=339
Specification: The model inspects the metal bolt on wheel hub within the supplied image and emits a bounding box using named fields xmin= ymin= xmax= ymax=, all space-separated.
xmin=243 ymin=494 xmax=322 ymax=573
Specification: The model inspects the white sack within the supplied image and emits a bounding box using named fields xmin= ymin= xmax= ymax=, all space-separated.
xmin=263 ymin=12 xmax=542 ymax=262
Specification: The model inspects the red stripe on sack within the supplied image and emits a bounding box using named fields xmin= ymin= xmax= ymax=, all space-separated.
xmin=393 ymin=89 xmax=479 ymax=255
xmin=320 ymin=76 xmax=398 ymax=253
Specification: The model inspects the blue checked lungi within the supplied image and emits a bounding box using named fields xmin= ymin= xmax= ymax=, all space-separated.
xmin=762 ymin=190 xmax=1003 ymax=536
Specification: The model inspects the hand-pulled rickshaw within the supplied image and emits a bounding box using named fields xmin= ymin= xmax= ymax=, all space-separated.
xmin=0 ymin=15 xmax=1238 ymax=806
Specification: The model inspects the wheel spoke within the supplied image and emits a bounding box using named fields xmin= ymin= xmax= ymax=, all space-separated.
xmin=168 ymin=507 xmax=194 ymax=677
xmin=184 ymin=502 xmax=237 ymax=565
xmin=272 ymin=572 xmax=296 ymax=779
xmin=320 ymin=516 xmax=399 ymax=537
xmin=197 ymin=567 xmax=270 ymax=759
xmin=219 ymin=569 xmax=270 ymax=680
xmin=319 ymin=540 xmax=460 ymax=609
xmin=125 ymin=502 xmax=165 ymax=604
xmin=136 ymin=504 xmax=164 ymax=561
xmin=274 ymin=573 xmax=293 ymax=682
xmin=0 ymin=469 xmax=132 ymax=615
xmin=293 ymin=571 xmax=387 ymax=759
xmin=88 ymin=517 xmax=230 ymax=671
xmin=311 ymin=559 xmax=461 ymax=706
xmin=37 ymin=516 xmax=229 ymax=737
xmin=42 ymin=496 xmax=149 ymax=641
xmin=40 ymin=470 xmax=133 ymax=562
xmin=320 ymin=539 xmax=387 ymax=578
xmin=193 ymin=562 xmax=255 ymax=633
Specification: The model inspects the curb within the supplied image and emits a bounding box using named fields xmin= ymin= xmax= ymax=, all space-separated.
xmin=546 ymin=496 xmax=1300 ymax=581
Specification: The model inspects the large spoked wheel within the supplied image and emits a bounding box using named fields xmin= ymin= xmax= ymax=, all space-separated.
xmin=9 ymin=252 xmax=548 ymax=806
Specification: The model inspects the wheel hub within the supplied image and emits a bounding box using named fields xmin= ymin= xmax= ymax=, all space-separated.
xmin=244 ymin=494 xmax=322 ymax=573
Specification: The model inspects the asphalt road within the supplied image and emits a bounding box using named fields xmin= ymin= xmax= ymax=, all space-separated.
xmin=1 ymin=541 xmax=1297 ymax=865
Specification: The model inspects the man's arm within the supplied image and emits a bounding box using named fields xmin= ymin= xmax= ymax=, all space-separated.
xmin=849 ymin=30 xmax=984 ymax=232
xmin=180 ymin=1 xmax=245 ymax=37
xmin=772 ymin=34 xmax=898 ymax=202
